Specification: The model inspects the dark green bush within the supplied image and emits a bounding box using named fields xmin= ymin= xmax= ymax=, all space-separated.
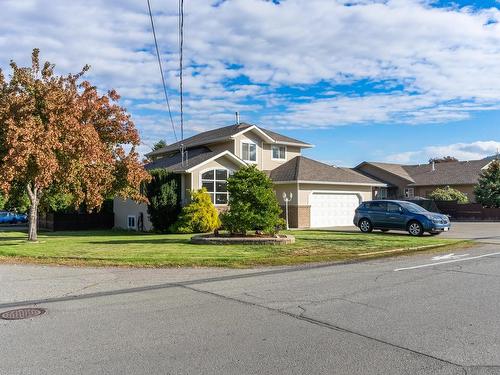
xmin=145 ymin=169 xmax=181 ymax=232
xmin=220 ymin=165 xmax=284 ymax=235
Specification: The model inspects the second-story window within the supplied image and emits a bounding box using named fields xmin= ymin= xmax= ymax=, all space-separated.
xmin=271 ymin=145 xmax=286 ymax=160
xmin=241 ymin=142 xmax=257 ymax=162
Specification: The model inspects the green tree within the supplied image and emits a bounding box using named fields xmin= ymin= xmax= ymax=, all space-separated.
xmin=474 ymin=159 xmax=500 ymax=208
xmin=145 ymin=169 xmax=181 ymax=232
xmin=172 ymin=188 xmax=220 ymax=233
xmin=0 ymin=49 xmax=149 ymax=241
xmin=220 ymin=165 xmax=284 ymax=235
xmin=428 ymin=186 xmax=469 ymax=204
xmin=151 ymin=140 xmax=167 ymax=151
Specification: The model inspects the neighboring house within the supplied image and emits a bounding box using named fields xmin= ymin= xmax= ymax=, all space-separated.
xmin=355 ymin=158 xmax=494 ymax=202
xmin=114 ymin=122 xmax=385 ymax=230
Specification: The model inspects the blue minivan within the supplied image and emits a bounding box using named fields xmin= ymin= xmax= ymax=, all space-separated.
xmin=353 ymin=200 xmax=450 ymax=236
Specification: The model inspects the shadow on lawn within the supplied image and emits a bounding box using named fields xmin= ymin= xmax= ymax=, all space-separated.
xmin=87 ymin=238 xmax=191 ymax=245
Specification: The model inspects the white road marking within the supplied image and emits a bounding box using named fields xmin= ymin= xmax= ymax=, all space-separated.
xmin=394 ymin=251 xmax=500 ymax=271
xmin=431 ymin=253 xmax=469 ymax=261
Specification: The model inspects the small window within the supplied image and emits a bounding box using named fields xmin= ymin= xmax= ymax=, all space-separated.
xmin=127 ymin=215 xmax=136 ymax=229
xmin=271 ymin=145 xmax=286 ymax=160
xmin=242 ymin=142 xmax=257 ymax=162
xmin=404 ymin=188 xmax=415 ymax=198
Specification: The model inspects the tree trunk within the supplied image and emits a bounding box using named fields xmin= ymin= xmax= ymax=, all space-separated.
xmin=26 ymin=184 xmax=39 ymax=242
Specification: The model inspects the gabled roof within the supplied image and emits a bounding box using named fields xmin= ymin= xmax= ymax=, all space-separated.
xmin=356 ymin=159 xmax=493 ymax=187
xmin=145 ymin=147 xmax=246 ymax=173
xmin=146 ymin=122 xmax=313 ymax=157
xmin=269 ymin=156 xmax=386 ymax=186
xmin=405 ymin=159 xmax=491 ymax=186
xmin=356 ymin=161 xmax=415 ymax=183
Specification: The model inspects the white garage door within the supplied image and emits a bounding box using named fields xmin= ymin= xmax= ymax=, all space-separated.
xmin=310 ymin=192 xmax=361 ymax=228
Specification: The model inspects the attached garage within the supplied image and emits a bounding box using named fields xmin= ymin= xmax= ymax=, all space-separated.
xmin=309 ymin=192 xmax=362 ymax=228
xmin=270 ymin=156 xmax=387 ymax=228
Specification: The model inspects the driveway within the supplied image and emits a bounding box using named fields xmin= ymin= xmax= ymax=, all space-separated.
xmin=325 ymin=222 xmax=500 ymax=243
xmin=1 ymin=234 xmax=500 ymax=374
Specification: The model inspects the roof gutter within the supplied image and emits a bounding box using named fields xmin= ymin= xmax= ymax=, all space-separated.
xmin=272 ymin=180 xmax=388 ymax=187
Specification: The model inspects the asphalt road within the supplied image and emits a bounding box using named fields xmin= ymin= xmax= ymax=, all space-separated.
xmin=1 ymin=223 xmax=500 ymax=374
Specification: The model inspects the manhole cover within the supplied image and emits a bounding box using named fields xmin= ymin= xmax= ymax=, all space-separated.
xmin=0 ymin=308 xmax=46 ymax=320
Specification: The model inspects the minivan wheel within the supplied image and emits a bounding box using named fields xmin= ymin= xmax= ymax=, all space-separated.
xmin=408 ymin=221 xmax=424 ymax=236
xmin=359 ymin=219 xmax=373 ymax=233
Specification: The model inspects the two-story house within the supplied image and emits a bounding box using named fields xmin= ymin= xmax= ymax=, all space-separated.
xmin=114 ymin=122 xmax=385 ymax=230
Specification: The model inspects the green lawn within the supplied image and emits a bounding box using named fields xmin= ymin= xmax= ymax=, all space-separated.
xmin=0 ymin=230 xmax=468 ymax=268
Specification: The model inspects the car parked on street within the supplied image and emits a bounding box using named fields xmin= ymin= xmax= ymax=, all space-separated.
xmin=0 ymin=211 xmax=28 ymax=225
xmin=354 ymin=200 xmax=450 ymax=236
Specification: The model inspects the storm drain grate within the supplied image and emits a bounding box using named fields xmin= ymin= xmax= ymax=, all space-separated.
xmin=0 ymin=308 xmax=46 ymax=320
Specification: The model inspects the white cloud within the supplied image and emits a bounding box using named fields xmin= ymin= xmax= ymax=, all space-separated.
xmin=386 ymin=140 xmax=500 ymax=164
xmin=1 ymin=0 xmax=500 ymax=141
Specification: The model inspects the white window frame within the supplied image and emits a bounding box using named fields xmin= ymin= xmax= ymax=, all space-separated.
xmin=241 ymin=141 xmax=257 ymax=163
xmin=404 ymin=187 xmax=415 ymax=199
xmin=127 ymin=215 xmax=136 ymax=229
xmin=200 ymin=168 xmax=231 ymax=206
xmin=271 ymin=144 xmax=287 ymax=161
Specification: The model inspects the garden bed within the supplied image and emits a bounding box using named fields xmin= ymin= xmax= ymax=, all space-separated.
xmin=190 ymin=233 xmax=295 ymax=245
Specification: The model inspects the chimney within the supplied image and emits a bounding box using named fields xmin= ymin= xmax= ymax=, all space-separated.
xmin=235 ymin=112 xmax=240 ymax=124
xmin=431 ymin=160 xmax=435 ymax=171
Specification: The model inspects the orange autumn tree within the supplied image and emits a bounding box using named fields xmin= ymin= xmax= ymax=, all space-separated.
xmin=0 ymin=49 xmax=150 ymax=241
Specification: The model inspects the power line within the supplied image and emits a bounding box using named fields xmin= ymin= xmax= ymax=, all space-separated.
xmin=178 ymin=0 xmax=184 ymax=141
xmin=146 ymin=0 xmax=178 ymax=142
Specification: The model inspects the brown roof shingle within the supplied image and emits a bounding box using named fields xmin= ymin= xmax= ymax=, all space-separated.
xmin=404 ymin=160 xmax=491 ymax=186
xmin=270 ymin=156 xmax=384 ymax=185
xmin=146 ymin=122 xmax=312 ymax=156
xmin=145 ymin=147 xmax=217 ymax=172
xmin=357 ymin=159 xmax=492 ymax=186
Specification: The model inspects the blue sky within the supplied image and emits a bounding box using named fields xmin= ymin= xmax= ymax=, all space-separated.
xmin=1 ymin=0 xmax=499 ymax=166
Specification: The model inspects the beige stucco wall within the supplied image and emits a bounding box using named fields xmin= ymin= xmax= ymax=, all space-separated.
xmin=273 ymin=183 xmax=299 ymax=205
xmin=233 ymin=131 xmax=305 ymax=171
xmin=297 ymin=183 xmax=373 ymax=205
xmin=232 ymin=131 xmax=264 ymax=169
xmin=113 ymin=197 xmax=153 ymax=231
xmin=262 ymin=144 xmax=301 ymax=170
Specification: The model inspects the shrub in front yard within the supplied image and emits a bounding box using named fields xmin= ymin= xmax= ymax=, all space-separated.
xmin=220 ymin=165 xmax=284 ymax=235
xmin=145 ymin=169 xmax=181 ymax=232
xmin=428 ymin=186 xmax=469 ymax=204
xmin=171 ymin=188 xmax=220 ymax=233
xmin=475 ymin=159 xmax=500 ymax=208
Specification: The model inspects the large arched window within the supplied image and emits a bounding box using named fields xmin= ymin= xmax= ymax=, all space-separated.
xmin=201 ymin=169 xmax=229 ymax=204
